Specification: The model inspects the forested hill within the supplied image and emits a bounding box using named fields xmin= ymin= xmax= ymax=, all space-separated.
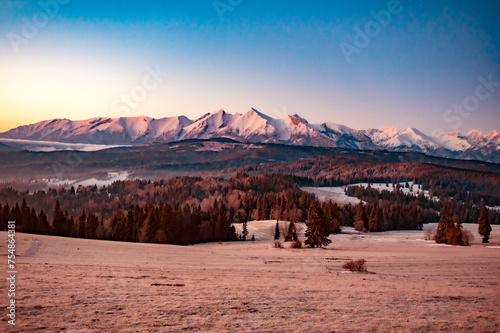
xmin=0 ymin=139 xmax=499 ymax=189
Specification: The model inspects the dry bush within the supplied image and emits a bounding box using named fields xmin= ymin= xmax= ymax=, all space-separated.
xmin=290 ymin=240 xmax=303 ymax=248
xmin=424 ymin=228 xmax=435 ymax=240
xmin=462 ymin=229 xmax=474 ymax=246
xmin=273 ymin=241 xmax=283 ymax=248
xmin=342 ymin=259 xmax=367 ymax=272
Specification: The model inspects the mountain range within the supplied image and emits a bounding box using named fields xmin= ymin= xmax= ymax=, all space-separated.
xmin=1 ymin=108 xmax=498 ymax=163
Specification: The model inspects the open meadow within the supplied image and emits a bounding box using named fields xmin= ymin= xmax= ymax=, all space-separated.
xmin=1 ymin=222 xmax=499 ymax=332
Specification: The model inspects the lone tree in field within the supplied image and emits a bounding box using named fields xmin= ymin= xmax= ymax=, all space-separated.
xmin=435 ymin=204 xmax=453 ymax=244
xmin=478 ymin=207 xmax=491 ymax=243
xmin=274 ymin=221 xmax=280 ymax=240
xmin=242 ymin=221 xmax=249 ymax=241
xmin=285 ymin=221 xmax=298 ymax=242
xmin=305 ymin=202 xmax=331 ymax=248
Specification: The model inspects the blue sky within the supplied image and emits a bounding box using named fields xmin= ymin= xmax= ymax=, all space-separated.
xmin=0 ymin=0 xmax=499 ymax=135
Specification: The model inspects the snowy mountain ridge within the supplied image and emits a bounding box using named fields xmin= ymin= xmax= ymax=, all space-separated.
xmin=1 ymin=108 xmax=499 ymax=162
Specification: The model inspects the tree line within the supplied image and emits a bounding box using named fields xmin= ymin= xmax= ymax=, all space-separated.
xmin=0 ymin=174 xmax=437 ymax=245
xmin=345 ymin=184 xmax=499 ymax=226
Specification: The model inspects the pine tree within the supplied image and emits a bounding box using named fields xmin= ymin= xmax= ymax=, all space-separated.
xmin=435 ymin=204 xmax=453 ymax=244
xmin=67 ymin=216 xmax=75 ymax=237
xmin=126 ymin=207 xmax=135 ymax=242
xmin=85 ymin=213 xmax=99 ymax=239
xmin=446 ymin=218 xmax=464 ymax=246
xmin=36 ymin=210 xmax=51 ymax=234
xmin=305 ymin=203 xmax=331 ymax=248
xmin=354 ymin=203 xmax=367 ymax=231
xmin=52 ymin=200 xmax=67 ymax=236
xmin=368 ymin=207 xmax=383 ymax=232
xmin=285 ymin=221 xmax=298 ymax=241
xmin=274 ymin=221 xmax=280 ymax=240
xmin=0 ymin=204 xmax=8 ymax=231
xmin=143 ymin=208 xmax=158 ymax=243
xmin=242 ymin=221 xmax=249 ymax=241
xmin=478 ymin=207 xmax=491 ymax=243
xmin=77 ymin=210 xmax=86 ymax=238
xmin=112 ymin=205 xmax=128 ymax=241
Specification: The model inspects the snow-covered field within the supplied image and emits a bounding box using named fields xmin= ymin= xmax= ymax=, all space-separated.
xmin=45 ymin=171 xmax=130 ymax=189
xmin=301 ymin=187 xmax=363 ymax=205
xmin=2 ymin=222 xmax=499 ymax=332
xmin=347 ymin=181 xmax=433 ymax=198
xmin=303 ymin=182 xmax=438 ymax=205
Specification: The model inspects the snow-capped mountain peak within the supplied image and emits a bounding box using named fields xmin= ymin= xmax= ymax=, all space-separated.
xmin=0 ymin=109 xmax=498 ymax=162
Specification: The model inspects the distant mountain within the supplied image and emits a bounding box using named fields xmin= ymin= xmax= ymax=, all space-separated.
xmin=1 ymin=108 xmax=498 ymax=162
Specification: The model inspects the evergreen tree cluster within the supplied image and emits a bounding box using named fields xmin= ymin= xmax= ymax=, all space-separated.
xmin=0 ymin=174 xmax=321 ymax=244
xmin=1 ymin=173 xmax=495 ymax=246
xmin=346 ymin=184 xmax=500 ymax=226
xmin=435 ymin=204 xmax=474 ymax=246
xmin=353 ymin=202 xmax=424 ymax=232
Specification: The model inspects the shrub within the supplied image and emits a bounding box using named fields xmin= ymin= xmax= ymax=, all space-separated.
xmin=424 ymin=228 xmax=435 ymax=240
xmin=342 ymin=259 xmax=367 ymax=272
xmin=461 ymin=229 xmax=474 ymax=246
xmin=273 ymin=240 xmax=283 ymax=248
xmin=290 ymin=239 xmax=303 ymax=248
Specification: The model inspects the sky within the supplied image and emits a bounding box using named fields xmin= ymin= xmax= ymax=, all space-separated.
xmin=0 ymin=0 xmax=499 ymax=135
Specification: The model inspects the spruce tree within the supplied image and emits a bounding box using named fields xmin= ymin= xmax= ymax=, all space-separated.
xmin=435 ymin=204 xmax=453 ymax=244
xmin=478 ymin=207 xmax=491 ymax=244
xmin=242 ymin=221 xmax=249 ymax=241
xmin=446 ymin=218 xmax=464 ymax=246
xmin=112 ymin=206 xmax=128 ymax=241
xmin=77 ymin=210 xmax=86 ymax=238
xmin=85 ymin=213 xmax=99 ymax=239
xmin=274 ymin=221 xmax=280 ymax=240
xmin=285 ymin=221 xmax=298 ymax=241
xmin=354 ymin=203 xmax=367 ymax=231
xmin=369 ymin=207 xmax=383 ymax=232
xmin=126 ymin=208 xmax=135 ymax=242
xmin=52 ymin=200 xmax=67 ymax=236
xmin=0 ymin=204 xmax=7 ymax=231
xmin=67 ymin=216 xmax=75 ymax=237
xmin=36 ymin=210 xmax=51 ymax=235
xmin=305 ymin=203 xmax=331 ymax=248
xmin=143 ymin=208 xmax=158 ymax=243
